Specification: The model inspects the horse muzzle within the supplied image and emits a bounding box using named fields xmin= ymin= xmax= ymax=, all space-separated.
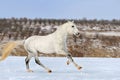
xmin=74 ymin=32 xmax=80 ymax=37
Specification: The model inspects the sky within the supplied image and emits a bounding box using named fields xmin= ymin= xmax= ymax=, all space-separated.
xmin=0 ymin=0 xmax=120 ymax=20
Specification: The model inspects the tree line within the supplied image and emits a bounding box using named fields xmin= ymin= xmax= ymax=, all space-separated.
xmin=0 ymin=17 xmax=120 ymax=41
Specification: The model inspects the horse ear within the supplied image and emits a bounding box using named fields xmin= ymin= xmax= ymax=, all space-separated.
xmin=71 ymin=20 xmax=74 ymax=23
xmin=67 ymin=21 xmax=74 ymax=23
xmin=67 ymin=21 xmax=71 ymax=22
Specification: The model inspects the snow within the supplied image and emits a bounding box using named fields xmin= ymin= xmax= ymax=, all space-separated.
xmin=0 ymin=57 xmax=120 ymax=80
xmin=100 ymin=32 xmax=120 ymax=36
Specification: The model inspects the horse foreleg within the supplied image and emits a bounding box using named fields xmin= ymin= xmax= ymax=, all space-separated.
xmin=34 ymin=56 xmax=52 ymax=73
xmin=67 ymin=54 xmax=82 ymax=70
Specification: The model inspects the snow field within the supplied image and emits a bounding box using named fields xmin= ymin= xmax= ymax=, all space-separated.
xmin=0 ymin=57 xmax=120 ymax=80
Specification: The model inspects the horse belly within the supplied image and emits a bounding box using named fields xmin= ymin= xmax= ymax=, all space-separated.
xmin=38 ymin=45 xmax=55 ymax=53
xmin=35 ymin=39 xmax=55 ymax=54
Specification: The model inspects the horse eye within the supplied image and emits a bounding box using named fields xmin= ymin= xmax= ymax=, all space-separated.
xmin=72 ymin=26 xmax=74 ymax=28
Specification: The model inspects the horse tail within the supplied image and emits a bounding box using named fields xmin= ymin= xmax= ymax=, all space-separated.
xmin=0 ymin=42 xmax=17 ymax=61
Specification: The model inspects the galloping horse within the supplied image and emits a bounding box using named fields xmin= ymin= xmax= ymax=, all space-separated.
xmin=0 ymin=21 xmax=82 ymax=73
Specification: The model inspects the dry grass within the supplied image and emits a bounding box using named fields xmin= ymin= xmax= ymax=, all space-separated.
xmin=0 ymin=35 xmax=120 ymax=58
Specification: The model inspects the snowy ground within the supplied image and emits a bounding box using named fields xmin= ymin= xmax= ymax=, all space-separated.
xmin=0 ymin=57 xmax=120 ymax=80
xmin=100 ymin=32 xmax=120 ymax=36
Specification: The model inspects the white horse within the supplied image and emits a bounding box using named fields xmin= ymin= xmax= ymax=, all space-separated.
xmin=0 ymin=21 xmax=82 ymax=73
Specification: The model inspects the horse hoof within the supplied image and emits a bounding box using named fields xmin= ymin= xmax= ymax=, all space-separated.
xmin=66 ymin=61 xmax=70 ymax=65
xmin=78 ymin=66 xmax=82 ymax=70
xmin=67 ymin=62 xmax=69 ymax=65
xmin=27 ymin=69 xmax=34 ymax=72
xmin=48 ymin=70 xmax=52 ymax=73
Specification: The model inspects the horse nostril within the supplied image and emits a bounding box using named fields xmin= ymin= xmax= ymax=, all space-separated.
xmin=77 ymin=33 xmax=80 ymax=35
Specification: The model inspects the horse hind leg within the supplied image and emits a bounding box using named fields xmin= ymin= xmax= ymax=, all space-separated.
xmin=25 ymin=54 xmax=33 ymax=72
xmin=34 ymin=56 xmax=52 ymax=73
xmin=66 ymin=60 xmax=70 ymax=65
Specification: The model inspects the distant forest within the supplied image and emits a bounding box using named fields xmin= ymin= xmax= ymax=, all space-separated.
xmin=1 ymin=18 xmax=120 ymax=57
xmin=0 ymin=17 xmax=120 ymax=41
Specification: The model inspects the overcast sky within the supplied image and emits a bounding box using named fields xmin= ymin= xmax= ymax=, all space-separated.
xmin=0 ymin=0 xmax=120 ymax=20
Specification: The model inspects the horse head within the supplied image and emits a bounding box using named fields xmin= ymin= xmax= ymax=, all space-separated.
xmin=65 ymin=21 xmax=80 ymax=37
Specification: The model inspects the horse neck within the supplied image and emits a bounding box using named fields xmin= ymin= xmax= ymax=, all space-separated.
xmin=55 ymin=27 xmax=68 ymax=41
